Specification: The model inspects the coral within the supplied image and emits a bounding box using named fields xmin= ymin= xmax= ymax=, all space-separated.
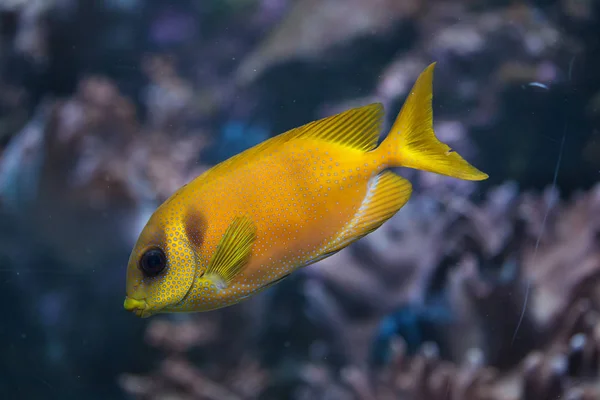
xmin=0 ymin=40 xmax=211 ymax=400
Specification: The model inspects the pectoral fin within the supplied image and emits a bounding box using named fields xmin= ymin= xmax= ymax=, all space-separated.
xmin=204 ymin=215 xmax=257 ymax=289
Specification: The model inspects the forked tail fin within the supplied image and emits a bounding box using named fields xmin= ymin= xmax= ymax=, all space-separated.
xmin=378 ymin=63 xmax=488 ymax=181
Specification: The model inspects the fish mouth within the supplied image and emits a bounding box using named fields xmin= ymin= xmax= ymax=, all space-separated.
xmin=124 ymin=296 xmax=152 ymax=318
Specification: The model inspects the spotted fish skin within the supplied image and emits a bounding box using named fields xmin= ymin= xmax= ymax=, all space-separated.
xmin=175 ymin=134 xmax=391 ymax=311
xmin=124 ymin=63 xmax=488 ymax=317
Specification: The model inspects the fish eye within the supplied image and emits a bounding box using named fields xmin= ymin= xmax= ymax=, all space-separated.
xmin=139 ymin=247 xmax=167 ymax=277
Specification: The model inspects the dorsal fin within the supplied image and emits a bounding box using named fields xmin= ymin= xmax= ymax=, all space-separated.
xmin=199 ymin=103 xmax=384 ymax=181
xmin=292 ymin=103 xmax=384 ymax=151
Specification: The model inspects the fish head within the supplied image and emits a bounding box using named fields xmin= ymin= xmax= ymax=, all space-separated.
xmin=124 ymin=206 xmax=199 ymax=318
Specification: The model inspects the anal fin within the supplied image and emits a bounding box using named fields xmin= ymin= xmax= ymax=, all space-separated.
xmin=322 ymin=171 xmax=413 ymax=254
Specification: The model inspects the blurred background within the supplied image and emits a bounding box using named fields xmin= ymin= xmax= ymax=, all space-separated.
xmin=0 ymin=0 xmax=599 ymax=399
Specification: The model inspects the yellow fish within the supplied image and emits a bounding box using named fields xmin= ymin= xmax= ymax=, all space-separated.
xmin=124 ymin=63 xmax=488 ymax=318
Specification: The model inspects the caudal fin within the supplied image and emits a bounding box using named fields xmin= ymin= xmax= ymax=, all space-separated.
xmin=379 ymin=63 xmax=488 ymax=181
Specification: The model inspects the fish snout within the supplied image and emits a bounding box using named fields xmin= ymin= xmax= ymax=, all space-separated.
xmin=124 ymin=296 xmax=150 ymax=318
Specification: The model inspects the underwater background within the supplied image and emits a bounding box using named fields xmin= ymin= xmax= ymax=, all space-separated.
xmin=0 ymin=0 xmax=599 ymax=399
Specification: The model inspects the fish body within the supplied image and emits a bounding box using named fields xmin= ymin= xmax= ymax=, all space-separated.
xmin=124 ymin=63 xmax=488 ymax=317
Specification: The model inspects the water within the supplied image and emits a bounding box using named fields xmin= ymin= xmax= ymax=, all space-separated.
xmin=0 ymin=1 xmax=599 ymax=399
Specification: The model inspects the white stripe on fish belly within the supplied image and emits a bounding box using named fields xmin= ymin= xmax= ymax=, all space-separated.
xmin=302 ymin=173 xmax=380 ymax=266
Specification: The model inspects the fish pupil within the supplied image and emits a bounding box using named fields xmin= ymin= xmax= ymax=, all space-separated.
xmin=140 ymin=248 xmax=167 ymax=277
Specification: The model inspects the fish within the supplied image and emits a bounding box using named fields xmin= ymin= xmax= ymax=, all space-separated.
xmin=123 ymin=63 xmax=488 ymax=318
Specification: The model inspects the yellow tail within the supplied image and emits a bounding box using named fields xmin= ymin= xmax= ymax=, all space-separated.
xmin=378 ymin=63 xmax=488 ymax=181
